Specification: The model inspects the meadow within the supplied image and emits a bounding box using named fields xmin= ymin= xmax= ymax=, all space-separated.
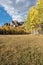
xmin=0 ymin=35 xmax=43 ymax=65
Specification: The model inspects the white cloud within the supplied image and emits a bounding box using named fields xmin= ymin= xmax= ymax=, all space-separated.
xmin=12 ymin=15 xmax=23 ymax=22
xmin=0 ymin=1 xmax=14 ymax=19
xmin=16 ymin=0 xmax=20 ymax=3
xmin=0 ymin=0 xmax=23 ymax=21
xmin=0 ymin=0 xmax=37 ymax=22
xmin=16 ymin=0 xmax=25 ymax=3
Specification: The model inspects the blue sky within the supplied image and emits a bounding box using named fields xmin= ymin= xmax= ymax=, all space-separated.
xmin=0 ymin=0 xmax=37 ymax=26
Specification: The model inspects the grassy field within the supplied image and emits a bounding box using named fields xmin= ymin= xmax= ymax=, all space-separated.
xmin=0 ymin=35 xmax=43 ymax=65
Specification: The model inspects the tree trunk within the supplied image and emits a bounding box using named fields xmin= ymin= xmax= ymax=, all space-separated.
xmin=31 ymin=29 xmax=39 ymax=35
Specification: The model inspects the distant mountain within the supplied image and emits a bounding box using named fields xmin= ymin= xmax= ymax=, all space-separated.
xmin=11 ymin=20 xmax=25 ymax=26
xmin=4 ymin=20 xmax=25 ymax=27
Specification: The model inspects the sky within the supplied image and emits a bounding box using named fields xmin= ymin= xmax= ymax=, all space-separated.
xmin=0 ymin=0 xmax=37 ymax=26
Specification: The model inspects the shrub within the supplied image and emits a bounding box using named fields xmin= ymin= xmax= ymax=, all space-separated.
xmin=0 ymin=26 xmax=27 ymax=34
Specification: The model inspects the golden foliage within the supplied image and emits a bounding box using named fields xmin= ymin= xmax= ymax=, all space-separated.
xmin=0 ymin=25 xmax=26 ymax=34
xmin=29 ymin=6 xmax=38 ymax=22
xmin=3 ymin=25 xmax=10 ymax=31
xmin=26 ymin=0 xmax=43 ymax=32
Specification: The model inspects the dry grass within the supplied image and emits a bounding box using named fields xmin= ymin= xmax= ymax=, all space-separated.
xmin=0 ymin=35 xmax=43 ymax=65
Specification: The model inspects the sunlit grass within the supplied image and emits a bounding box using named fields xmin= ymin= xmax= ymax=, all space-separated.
xmin=0 ymin=35 xmax=43 ymax=65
